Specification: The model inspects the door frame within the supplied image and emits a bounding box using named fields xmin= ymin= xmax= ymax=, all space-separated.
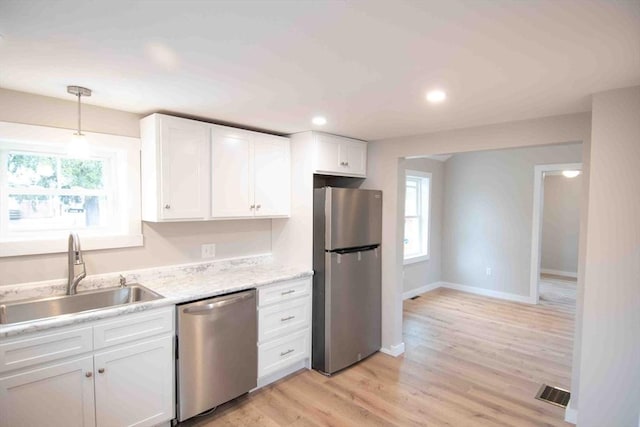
xmin=528 ymin=162 xmax=582 ymax=303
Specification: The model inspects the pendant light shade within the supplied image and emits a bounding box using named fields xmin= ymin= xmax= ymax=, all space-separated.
xmin=67 ymin=85 xmax=92 ymax=158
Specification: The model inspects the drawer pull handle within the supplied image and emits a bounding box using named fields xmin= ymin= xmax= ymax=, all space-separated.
xmin=281 ymin=290 xmax=295 ymax=296
xmin=280 ymin=349 xmax=295 ymax=357
xmin=280 ymin=315 xmax=295 ymax=322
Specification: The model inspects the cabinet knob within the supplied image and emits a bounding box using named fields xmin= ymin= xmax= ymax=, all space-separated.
xmin=256 ymin=204 xmax=261 ymax=210
xmin=250 ymin=204 xmax=255 ymax=209
xmin=164 ymin=204 xmax=171 ymax=209
xmin=85 ymin=372 xmax=92 ymax=378
xmin=98 ymin=368 xmax=105 ymax=374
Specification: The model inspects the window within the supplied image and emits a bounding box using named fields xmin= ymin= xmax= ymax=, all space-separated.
xmin=404 ymin=170 xmax=431 ymax=263
xmin=0 ymin=122 xmax=142 ymax=256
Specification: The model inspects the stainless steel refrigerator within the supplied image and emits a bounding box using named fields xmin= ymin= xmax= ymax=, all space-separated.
xmin=312 ymin=187 xmax=382 ymax=375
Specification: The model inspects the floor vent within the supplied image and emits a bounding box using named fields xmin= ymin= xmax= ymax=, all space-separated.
xmin=535 ymin=384 xmax=570 ymax=408
xmin=410 ymin=296 xmax=420 ymax=300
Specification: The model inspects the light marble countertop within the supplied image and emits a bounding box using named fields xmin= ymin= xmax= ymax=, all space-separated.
xmin=0 ymin=255 xmax=313 ymax=339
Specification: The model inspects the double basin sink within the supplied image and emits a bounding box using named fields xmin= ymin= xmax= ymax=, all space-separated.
xmin=0 ymin=285 xmax=163 ymax=325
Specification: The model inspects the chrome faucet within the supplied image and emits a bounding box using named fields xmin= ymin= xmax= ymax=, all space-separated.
xmin=67 ymin=233 xmax=86 ymax=295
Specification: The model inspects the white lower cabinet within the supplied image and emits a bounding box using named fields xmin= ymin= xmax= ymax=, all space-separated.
xmin=94 ymin=335 xmax=174 ymax=427
xmin=0 ymin=306 xmax=175 ymax=427
xmin=257 ymin=278 xmax=312 ymax=388
xmin=0 ymin=356 xmax=96 ymax=427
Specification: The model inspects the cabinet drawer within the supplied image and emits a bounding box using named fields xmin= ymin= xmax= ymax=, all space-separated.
xmin=258 ymin=297 xmax=310 ymax=343
xmin=0 ymin=326 xmax=93 ymax=374
xmin=93 ymin=307 xmax=174 ymax=350
xmin=258 ymin=328 xmax=309 ymax=378
xmin=258 ymin=278 xmax=311 ymax=307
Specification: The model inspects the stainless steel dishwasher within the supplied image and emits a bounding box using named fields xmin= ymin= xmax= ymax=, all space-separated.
xmin=176 ymin=289 xmax=257 ymax=421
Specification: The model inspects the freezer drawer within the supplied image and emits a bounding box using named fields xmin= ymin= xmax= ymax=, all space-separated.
xmin=177 ymin=290 xmax=257 ymax=421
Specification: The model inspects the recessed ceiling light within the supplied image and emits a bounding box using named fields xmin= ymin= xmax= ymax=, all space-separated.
xmin=426 ymin=90 xmax=447 ymax=103
xmin=312 ymin=116 xmax=327 ymax=126
xmin=562 ymin=170 xmax=581 ymax=178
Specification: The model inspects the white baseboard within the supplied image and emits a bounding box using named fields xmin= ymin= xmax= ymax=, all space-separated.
xmin=380 ymin=342 xmax=405 ymax=357
xmin=402 ymin=281 xmax=442 ymax=300
xmin=564 ymin=398 xmax=578 ymax=424
xmin=440 ymin=282 xmax=536 ymax=304
xmin=541 ymin=268 xmax=578 ymax=279
xmin=401 ymin=280 xmax=535 ymax=305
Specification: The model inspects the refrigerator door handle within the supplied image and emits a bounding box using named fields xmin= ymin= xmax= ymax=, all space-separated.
xmin=330 ymin=244 xmax=380 ymax=255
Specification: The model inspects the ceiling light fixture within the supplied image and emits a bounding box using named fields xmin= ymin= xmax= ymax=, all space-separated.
xmin=312 ymin=116 xmax=327 ymax=126
xmin=426 ymin=90 xmax=447 ymax=103
xmin=67 ymin=85 xmax=92 ymax=158
xmin=562 ymin=170 xmax=581 ymax=178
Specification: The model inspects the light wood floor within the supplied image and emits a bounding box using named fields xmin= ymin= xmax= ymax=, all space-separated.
xmin=181 ymin=288 xmax=575 ymax=426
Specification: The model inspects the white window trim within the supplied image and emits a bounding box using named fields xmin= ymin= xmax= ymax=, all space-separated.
xmin=403 ymin=169 xmax=431 ymax=265
xmin=0 ymin=121 xmax=143 ymax=257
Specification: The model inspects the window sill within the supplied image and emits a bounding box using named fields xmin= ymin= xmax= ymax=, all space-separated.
xmin=0 ymin=234 xmax=144 ymax=257
xmin=403 ymin=254 xmax=430 ymax=265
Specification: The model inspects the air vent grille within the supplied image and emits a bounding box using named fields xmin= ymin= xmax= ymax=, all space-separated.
xmin=535 ymin=384 xmax=570 ymax=408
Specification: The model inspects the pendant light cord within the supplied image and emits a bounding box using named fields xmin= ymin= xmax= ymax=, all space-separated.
xmin=77 ymin=92 xmax=82 ymax=136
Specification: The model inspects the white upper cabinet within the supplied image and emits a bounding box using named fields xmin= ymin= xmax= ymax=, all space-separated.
xmin=141 ymin=114 xmax=210 ymax=221
xmin=211 ymin=127 xmax=254 ymax=218
xmin=211 ymin=126 xmax=290 ymax=219
xmin=313 ymin=132 xmax=367 ymax=177
xmin=253 ymin=134 xmax=290 ymax=217
xmin=141 ymin=114 xmax=290 ymax=221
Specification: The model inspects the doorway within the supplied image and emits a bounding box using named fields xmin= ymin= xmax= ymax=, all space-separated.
xmin=529 ymin=163 xmax=582 ymax=303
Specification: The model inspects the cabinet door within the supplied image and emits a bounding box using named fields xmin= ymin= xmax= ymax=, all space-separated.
xmin=94 ymin=335 xmax=174 ymax=427
xmin=211 ymin=127 xmax=254 ymax=218
xmin=314 ymin=133 xmax=344 ymax=174
xmin=159 ymin=116 xmax=210 ymax=220
xmin=345 ymin=140 xmax=367 ymax=177
xmin=254 ymin=135 xmax=290 ymax=217
xmin=0 ymin=356 xmax=95 ymax=427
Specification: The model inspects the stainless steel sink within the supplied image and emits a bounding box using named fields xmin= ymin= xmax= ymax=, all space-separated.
xmin=0 ymin=285 xmax=164 ymax=325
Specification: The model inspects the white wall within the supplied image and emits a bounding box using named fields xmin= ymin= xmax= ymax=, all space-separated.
xmin=441 ymin=144 xmax=582 ymax=297
xmin=0 ymin=88 xmax=274 ymax=286
xmin=401 ymin=157 xmax=444 ymax=293
xmin=577 ymin=86 xmax=640 ymax=426
xmin=271 ymin=132 xmax=315 ymax=270
xmin=363 ymin=112 xmax=591 ymax=353
xmin=541 ymin=174 xmax=581 ymax=275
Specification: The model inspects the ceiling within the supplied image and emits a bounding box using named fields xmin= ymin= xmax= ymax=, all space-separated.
xmin=0 ymin=0 xmax=638 ymax=141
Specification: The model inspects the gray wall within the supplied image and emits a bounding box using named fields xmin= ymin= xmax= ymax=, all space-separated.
xmin=441 ymin=143 xmax=582 ymax=297
xmin=401 ymin=157 xmax=444 ymax=293
xmin=363 ymin=112 xmax=591 ymax=352
xmin=541 ymin=174 xmax=581 ymax=274
xmin=0 ymin=88 xmax=272 ymax=286
xmin=577 ymin=86 xmax=640 ymax=426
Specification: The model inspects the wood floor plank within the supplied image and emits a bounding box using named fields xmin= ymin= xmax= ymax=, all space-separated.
xmin=181 ymin=283 xmax=575 ymax=426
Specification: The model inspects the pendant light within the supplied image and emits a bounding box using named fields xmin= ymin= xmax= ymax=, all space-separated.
xmin=67 ymin=85 xmax=92 ymax=158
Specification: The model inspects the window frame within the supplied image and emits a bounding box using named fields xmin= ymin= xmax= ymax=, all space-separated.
xmin=0 ymin=121 xmax=143 ymax=257
xmin=403 ymin=169 xmax=431 ymax=265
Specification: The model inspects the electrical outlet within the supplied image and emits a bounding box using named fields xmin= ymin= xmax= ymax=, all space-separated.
xmin=201 ymin=243 xmax=216 ymax=258
xmin=486 ymin=267 xmax=492 ymax=276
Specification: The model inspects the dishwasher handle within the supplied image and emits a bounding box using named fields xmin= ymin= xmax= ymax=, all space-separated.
xmin=182 ymin=291 xmax=254 ymax=315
